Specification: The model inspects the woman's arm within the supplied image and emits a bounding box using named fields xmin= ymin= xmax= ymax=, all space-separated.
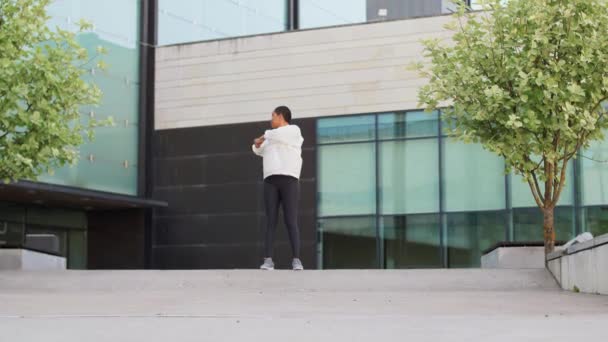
xmin=252 ymin=135 xmax=265 ymax=156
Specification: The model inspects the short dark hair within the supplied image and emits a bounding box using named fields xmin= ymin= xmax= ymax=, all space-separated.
xmin=274 ymin=106 xmax=292 ymax=123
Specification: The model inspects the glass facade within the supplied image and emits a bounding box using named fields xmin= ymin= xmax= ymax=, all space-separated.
xmin=447 ymin=211 xmax=505 ymax=268
xmin=300 ymin=0 xmax=459 ymax=30
xmin=157 ymin=1 xmax=464 ymax=45
xmin=299 ymin=0 xmax=366 ymax=29
xmin=581 ymin=135 xmax=608 ymax=206
xmin=443 ymin=140 xmax=505 ymax=212
xmin=38 ymin=0 xmax=141 ymax=195
xmin=380 ymin=139 xmax=439 ymax=214
xmin=511 ymin=164 xmax=574 ymax=208
xmin=318 ymin=143 xmax=376 ymax=216
xmin=158 ymin=0 xmax=287 ymax=45
xmin=580 ymin=133 xmax=608 ymax=237
xmin=383 ymin=214 xmax=442 ymax=268
xmin=317 ymin=110 xmax=608 ymax=269
xmin=512 ymin=207 xmax=575 ymax=242
xmin=318 ymin=216 xmax=377 ymax=269
xmin=583 ymin=207 xmax=608 ymax=237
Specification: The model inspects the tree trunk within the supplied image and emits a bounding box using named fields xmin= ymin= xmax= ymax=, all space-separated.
xmin=542 ymin=206 xmax=556 ymax=256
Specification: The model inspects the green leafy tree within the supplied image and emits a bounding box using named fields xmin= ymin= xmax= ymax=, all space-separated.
xmin=0 ymin=0 xmax=109 ymax=183
xmin=414 ymin=0 xmax=608 ymax=255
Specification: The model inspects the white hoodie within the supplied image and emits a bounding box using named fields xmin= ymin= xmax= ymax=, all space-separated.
xmin=252 ymin=125 xmax=304 ymax=180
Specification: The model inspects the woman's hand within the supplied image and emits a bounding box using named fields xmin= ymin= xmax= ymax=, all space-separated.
xmin=254 ymin=135 xmax=265 ymax=148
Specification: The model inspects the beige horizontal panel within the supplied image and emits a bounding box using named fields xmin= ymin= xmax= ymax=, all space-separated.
xmin=156 ymin=55 xmax=425 ymax=101
xmin=156 ymin=15 xmax=454 ymax=62
xmin=156 ymin=63 xmax=422 ymax=103
xmin=156 ymin=78 xmax=427 ymax=111
xmin=155 ymin=40 xmax=426 ymax=84
xmin=155 ymin=36 xmax=451 ymax=88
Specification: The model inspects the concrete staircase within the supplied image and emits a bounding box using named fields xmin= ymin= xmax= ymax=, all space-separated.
xmin=2 ymin=269 xmax=608 ymax=341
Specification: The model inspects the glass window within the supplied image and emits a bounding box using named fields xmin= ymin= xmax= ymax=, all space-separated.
xmin=447 ymin=211 xmax=506 ymax=268
xmin=513 ymin=207 xmax=575 ymax=242
xmin=158 ymin=0 xmax=287 ymax=45
xmin=317 ymin=115 xmax=375 ymax=144
xmin=42 ymin=0 xmax=140 ymax=195
xmin=300 ymin=0 xmax=366 ymax=29
xmin=0 ymin=205 xmax=25 ymax=248
xmin=383 ymin=214 xmax=441 ymax=268
xmin=443 ymin=140 xmax=506 ymax=212
xmin=0 ymin=221 xmax=25 ymax=248
xmin=40 ymin=160 xmax=137 ymax=199
xmin=379 ymin=139 xmax=439 ymax=214
xmin=511 ymin=161 xmax=574 ymax=208
xmin=583 ymin=207 xmax=608 ymax=237
xmin=319 ymin=216 xmax=377 ymax=269
xmin=378 ymin=111 xmax=438 ymax=140
xmin=318 ymin=143 xmax=376 ymax=216
xmin=301 ymin=0 xmax=455 ymax=30
xmin=581 ymin=134 xmax=608 ymax=206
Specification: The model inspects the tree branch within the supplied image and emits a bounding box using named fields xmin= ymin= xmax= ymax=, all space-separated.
xmin=591 ymin=95 xmax=608 ymax=116
xmin=514 ymin=161 xmax=545 ymax=209
xmin=531 ymin=170 xmax=545 ymax=204
xmin=77 ymin=52 xmax=101 ymax=69
xmin=530 ymin=157 xmax=543 ymax=173
xmin=521 ymin=154 xmax=546 ymax=206
xmin=544 ymin=159 xmax=554 ymax=208
xmin=527 ymin=176 xmax=545 ymax=208
xmin=551 ymin=155 xmax=569 ymax=206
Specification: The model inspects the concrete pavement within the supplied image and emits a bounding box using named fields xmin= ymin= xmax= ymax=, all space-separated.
xmin=1 ymin=269 xmax=607 ymax=341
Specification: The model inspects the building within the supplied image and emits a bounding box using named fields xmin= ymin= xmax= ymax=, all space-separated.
xmin=1 ymin=0 xmax=607 ymax=270
xmin=0 ymin=0 xmax=163 ymax=269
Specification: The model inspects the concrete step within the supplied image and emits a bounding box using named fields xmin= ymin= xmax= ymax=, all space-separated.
xmin=0 ymin=268 xmax=559 ymax=293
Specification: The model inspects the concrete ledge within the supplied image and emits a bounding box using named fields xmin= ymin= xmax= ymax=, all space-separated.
xmin=547 ymin=233 xmax=608 ymax=295
xmin=594 ymin=233 xmax=608 ymax=246
xmin=0 ymin=249 xmax=66 ymax=271
xmin=567 ymin=239 xmax=597 ymax=255
xmin=546 ymin=250 xmax=565 ymax=262
xmin=482 ymin=246 xmax=545 ymax=269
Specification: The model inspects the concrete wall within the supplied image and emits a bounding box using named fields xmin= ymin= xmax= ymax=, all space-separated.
xmin=547 ymin=233 xmax=608 ymax=295
xmin=155 ymin=15 xmax=454 ymax=130
xmin=481 ymin=247 xmax=545 ymax=269
xmin=0 ymin=249 xmax=66 ymax=270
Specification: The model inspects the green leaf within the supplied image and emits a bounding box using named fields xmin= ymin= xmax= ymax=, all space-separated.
xmin=416 ymin=0 xmax=608 ymax=220
xmin=0 ymin=0 xmax=103 ymax=181
xmin=95 ymin=45 xmax=108 ymax=55
xmin=77 ymin=18 xmax=94 ymax=31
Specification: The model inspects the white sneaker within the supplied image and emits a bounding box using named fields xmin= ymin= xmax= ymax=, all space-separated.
xmin=260 ymin=258 xmax=274 ymax=270
xmin=292 ymin=258 xmax=304 ymax=271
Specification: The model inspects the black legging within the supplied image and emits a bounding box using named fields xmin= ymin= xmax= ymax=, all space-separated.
xmin=263 ymin=175 xmax=301 ymax=259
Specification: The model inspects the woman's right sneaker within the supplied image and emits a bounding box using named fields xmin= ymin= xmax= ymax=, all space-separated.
xmin=260 ymin=258 xmax=275 ymax=270
xmin=292 ymin=258 xmax=304 ymax=271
